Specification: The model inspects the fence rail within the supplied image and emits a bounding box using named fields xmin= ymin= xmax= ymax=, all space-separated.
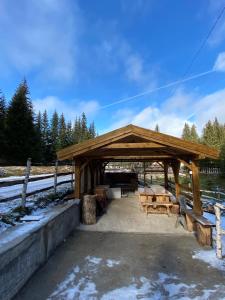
xmin=0 ymin=172 xmax=72 ymax=188
xmin=0 ymin=177 xmax=74 ymax=203
xmin=0 ymin=159 xmax=74 ymax=206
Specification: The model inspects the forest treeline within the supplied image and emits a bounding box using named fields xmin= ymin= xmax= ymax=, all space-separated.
xmin=0 ymin=80 xmax=96 ymax=164
xmin=0 ymin=80 xmax=225 ymax=173
xmin=181 ymin=121 xmax=225 ymax=174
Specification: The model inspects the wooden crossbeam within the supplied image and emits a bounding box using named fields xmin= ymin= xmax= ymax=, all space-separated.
xmin=103 ymin=142 xmax=165 ymax=149
xmin=86 ymin=155 xmax=173 ymax=160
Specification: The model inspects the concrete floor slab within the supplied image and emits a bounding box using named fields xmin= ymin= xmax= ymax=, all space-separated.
xmin=14 ymin=231 xmax=225 ymax=300
xmin=79 ymin=197 xmax=188 ymax=234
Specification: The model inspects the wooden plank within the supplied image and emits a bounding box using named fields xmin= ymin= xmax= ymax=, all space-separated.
xmin=103 ymin=142 xmax=165 ymax=149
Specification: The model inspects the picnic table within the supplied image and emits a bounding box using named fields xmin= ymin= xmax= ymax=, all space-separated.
xmin=138 ymin=185 xmax=176 ymax=216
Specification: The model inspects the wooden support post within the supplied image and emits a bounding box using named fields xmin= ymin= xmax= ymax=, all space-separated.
xmin=164 ymin=162 xmax=168 ymax=189
xmin=54 ymin=160 xmax=58 ymax=195
xmin=90 ymin=161 xmax=94 ymax=192
xmin=143 ymin=162 xmax=146 ymax=186
xmin=83 ymin=165 xmax=88 ymax=193
xmin=71 ymin=160 xmax=75 ymax=190
xmin=191 ymin=160 xmax=202 ymax=215
xmin=75 ymin=160 xmax=81 ymax=199
xmin=171 ymin=160 xmax=180 ymax=200
xmin=21 ymin=158 xmax=31 ymax=208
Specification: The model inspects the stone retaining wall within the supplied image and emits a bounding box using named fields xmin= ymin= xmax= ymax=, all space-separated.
xmin=0 ymin=200 xmax=80 ymax=300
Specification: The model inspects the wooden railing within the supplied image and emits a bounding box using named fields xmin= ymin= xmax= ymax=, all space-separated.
xmin=200 ymin=167 xmax=220 ymax=175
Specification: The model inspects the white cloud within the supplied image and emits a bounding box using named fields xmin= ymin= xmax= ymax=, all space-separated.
xmin=213 ymin=52 xmax=225 ymax=71
xmin=33 ymin=96 xmax=100 ymax=122
xmin=94 ymin=35 xmax=157 ymax=89
xmin=0 ymin=0 xmax=82 ymax=82
xmin=102 ymin=87 xmax=225 ymax=137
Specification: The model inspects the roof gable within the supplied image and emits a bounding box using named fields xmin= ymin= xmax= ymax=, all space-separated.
xmin=57 ymin=124 xmax=219 ymax=160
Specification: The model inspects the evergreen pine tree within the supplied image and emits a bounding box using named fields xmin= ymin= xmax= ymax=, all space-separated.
xmin=33 ymin=111 xmax=43 ymax=162
xmin=73 ymin=117 xmax=81 ymax=143
xmin=181 ymin=123 xmax=191 ymax=140
xmin=58 ymin=113 xmax=67 ymax=148
xmin=155 ymin=124 xmax=160 ymax=132
xmin=41 ymin=110 xmax=54 ymax=162
xmin=202 ymin=120 xmax=217 ymax=148
xmin=212 ymin=118 xmax=224 ymax=149
xmin=81 ymin=112 xmax=88 ymax=141
xmin=5 ymin=80 xmax=39 ymax=164
xmin=66 ymin=121 xmax=73 ymax=146
xmin=190 ymin=124 xmax=199 ymax=142
xmin=0 ymin=92 xmax=6 ymax=160
xmin=88 ymin=121 xmax=96 ymax=138
xmin=51 ymin=110 xmax=59 ymax=152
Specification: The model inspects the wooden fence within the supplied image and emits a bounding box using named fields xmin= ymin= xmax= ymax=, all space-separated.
xmin=0 ymin=159 xmax=74 ymax=205
xmin=200 ymin=167 xmax=221 ymax=175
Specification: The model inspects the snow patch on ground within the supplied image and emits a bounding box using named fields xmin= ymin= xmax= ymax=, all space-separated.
xmin=47 ymin=256 xmax=224 ymax=300
xmin=46 ymin=266 xmax=97 ymax=300
xmin=193 ymin=249 xmax=225 ymax=271
xmin=85 ymin=256 xmax=102 ymax=265
xmin=0 ymin=182 xmax=71 ymax=216
xmin=102 ymin=273 xmax=221 ymax=300
xmin=106 ymin=259 xmax=120 ymax=268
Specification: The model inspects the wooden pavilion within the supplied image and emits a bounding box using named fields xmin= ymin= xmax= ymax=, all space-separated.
xmin=57 ymin=124 xmax=219 ymax=217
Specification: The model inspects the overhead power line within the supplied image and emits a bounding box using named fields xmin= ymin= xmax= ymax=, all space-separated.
xmin=100 ymin=69 xmax=215 ymax=109
xmin=100 ymin=5 xmax=225 ymax=111
xmin=183 ymin=4 xmax=225 ymax=77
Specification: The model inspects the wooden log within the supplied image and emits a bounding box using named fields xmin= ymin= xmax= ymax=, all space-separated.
xmin=82 ymin=195 xmax=96 ymax=225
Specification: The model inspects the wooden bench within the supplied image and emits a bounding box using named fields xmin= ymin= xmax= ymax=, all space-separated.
xmin=145 ymin=202 xmax=173 ymax=216
xmin=185 ymin=209 xmax=215 ymax=246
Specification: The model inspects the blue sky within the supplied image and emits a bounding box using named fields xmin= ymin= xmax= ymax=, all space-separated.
xmin=1 ymin=0 xmax=225 ymax=136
